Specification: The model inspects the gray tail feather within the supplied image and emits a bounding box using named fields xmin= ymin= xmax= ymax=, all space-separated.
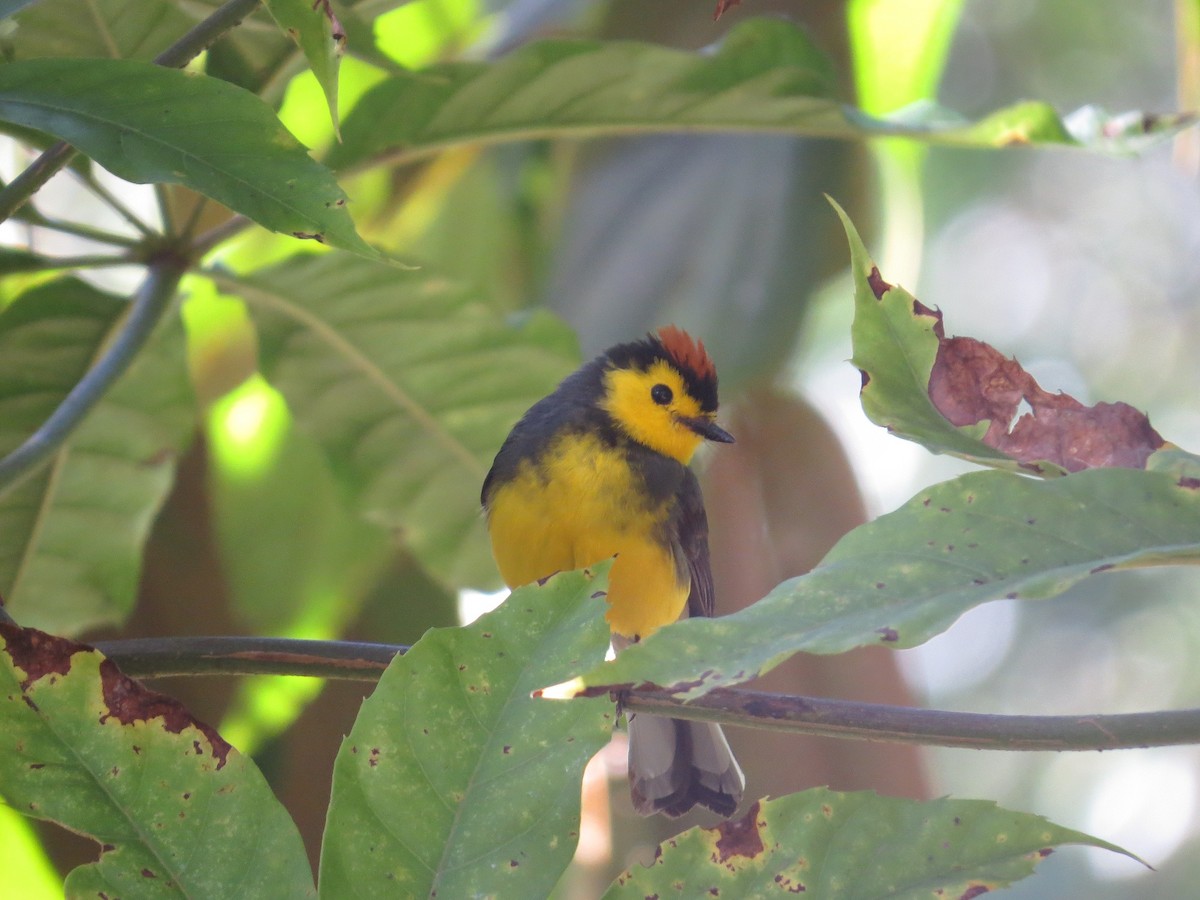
xmin=627 ymin=714 xmax=745 ymax=818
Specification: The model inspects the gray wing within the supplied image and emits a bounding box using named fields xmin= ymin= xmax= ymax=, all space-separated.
xmin=673 ymin=468 xmax=716 ymax=620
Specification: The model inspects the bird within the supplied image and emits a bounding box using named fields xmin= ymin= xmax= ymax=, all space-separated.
xmin=481 ymin=325 xmax=745 ymax=818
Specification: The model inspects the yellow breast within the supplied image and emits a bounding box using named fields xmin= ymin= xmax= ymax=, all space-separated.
xmin=485 ymin=431 xmax=689 ymax=640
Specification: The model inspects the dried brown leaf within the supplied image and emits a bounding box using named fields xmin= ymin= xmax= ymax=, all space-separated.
xmin=928 ymin=332 xmax=1163 ymax=472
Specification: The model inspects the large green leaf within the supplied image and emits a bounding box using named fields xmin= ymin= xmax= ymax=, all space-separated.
xmin=835 ymin=199 xmax=1016 ymax=470
xmin=213 ymin=253 xmax=579 ymax=587
xmin=327 ymin=18 xmax=1182 ymax=172
xmin=546 ymin=467 xmax=1200 ymax=700
xmin=0 ymin=279 xmax=193 ymax=634
xmin=4 ymin=0 xmax=196 ymax=61
xmin=318 ymin=566 xmax=613 ymax=899
xmin=604 ymin=790 xmax=1133 ymax=898
xmin=0 ymin=624 xmax=316 ymax=897
xmin=0 ymin=58 xmax=376 ymax=257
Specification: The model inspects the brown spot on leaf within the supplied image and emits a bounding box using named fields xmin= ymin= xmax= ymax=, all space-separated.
xmin=141 ymin=869 xmax=156 ymax=879
xmin=712 ymin=0 xmax=741 ymax=21
xmin=867 ymin=266 xmax=892 ymax=299
xmin=99 ymin=659 xmax=230 ymax=769
xmin=928 ymin=335 xmax=1163 ymax=470
xmin=572 ymin=680 xmax=635 ymax=700
xmin=715 ymin=801 xmax=764 ymax=862
xmin=0 ymin=624 xmax=86 ymax=690
xmin=1038 ymin=847 xmax=1054 ymax=857
xmin=310 ymin=0 xmax=346 ymax=42
xmin=959 ymin=886 xmax=990 ymax=899
xmin=877 ymin=627 xmax=899 ymax=642
xmin=913 ymin=299 xmax=945 ymax=338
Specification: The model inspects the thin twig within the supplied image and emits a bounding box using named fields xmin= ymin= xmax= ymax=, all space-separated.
xmin=0 ymin=257 xmax=187 ymax=497
xmin=23 ymin=211 xmax=142 ymax=249
xmin=95 ymin=636 xmax=405 ymax=681
xmin=155 ymin=184 xmax=177 ymax=236
xmin=152 ymin=0 xmax=263 ymax=68
xmin=73 ymin=168 xmax=157 ymax=238
xmin=89 ymin=634 xmax=1200 ymax=753
xmin=176 ymin=195 xmax=211 ymax=243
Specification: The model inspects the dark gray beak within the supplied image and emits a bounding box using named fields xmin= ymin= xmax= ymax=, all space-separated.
xmin=680 ymin=416 xmax=735 ymax=444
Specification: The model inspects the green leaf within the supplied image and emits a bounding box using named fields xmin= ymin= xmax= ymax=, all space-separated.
xmin=0 ymin=624 xmax=316 ymax=897
xmin=326 ymin=18 xmax=1173 ymax=172
xmin=834 ymin=197 xmax=1017 ymax=471
xmin=835 ymin=199 xmax=1164 ymax=475
xmin=264 ymin=0 xmax=344 ymax=134
xmin=0 ymin=279 xmax=193 ymax=634
xmin=5 ymin=0 xmax=196 ymax=61
xmin=0 ymin=58 xmax=377 ymax=258
xmin=318 ymin=566 xmax=614 ymax=899
xmin=214 ymin=253 xmax=579 ymax=587
xmin=603 ymin=790 xmax=1135 ymax=898
xmin=549 ymin=467 xmax=1200 ymax=700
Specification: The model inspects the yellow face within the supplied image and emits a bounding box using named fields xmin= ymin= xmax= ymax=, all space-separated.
xmin=601 ymin=359 xmax=713 ymax=464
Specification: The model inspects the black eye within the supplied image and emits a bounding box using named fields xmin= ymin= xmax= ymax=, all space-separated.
xmin=650 ymin=384 xmax=673 ymax=405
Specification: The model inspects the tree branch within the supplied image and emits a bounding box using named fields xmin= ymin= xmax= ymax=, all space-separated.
xmin=91 ymin=634 xmax=1200 ymax=752
xmin=94 ymin=636 xmax=405 ymax=681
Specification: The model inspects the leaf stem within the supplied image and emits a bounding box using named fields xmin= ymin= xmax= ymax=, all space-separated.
xmin=0 ymin=257 xmax=186 ymax=497
xmin=92 ymin=634 xmax=1200 ymax=752
xmin=152 ymin=0 xmax=264 ymax=69
xmin=72 ymin=167 xmax=158 ymax=238
xmin=193 ymin=214 xmax=252 ymax=257
xmin=21 ymin=210 xmax=142 ymax=248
